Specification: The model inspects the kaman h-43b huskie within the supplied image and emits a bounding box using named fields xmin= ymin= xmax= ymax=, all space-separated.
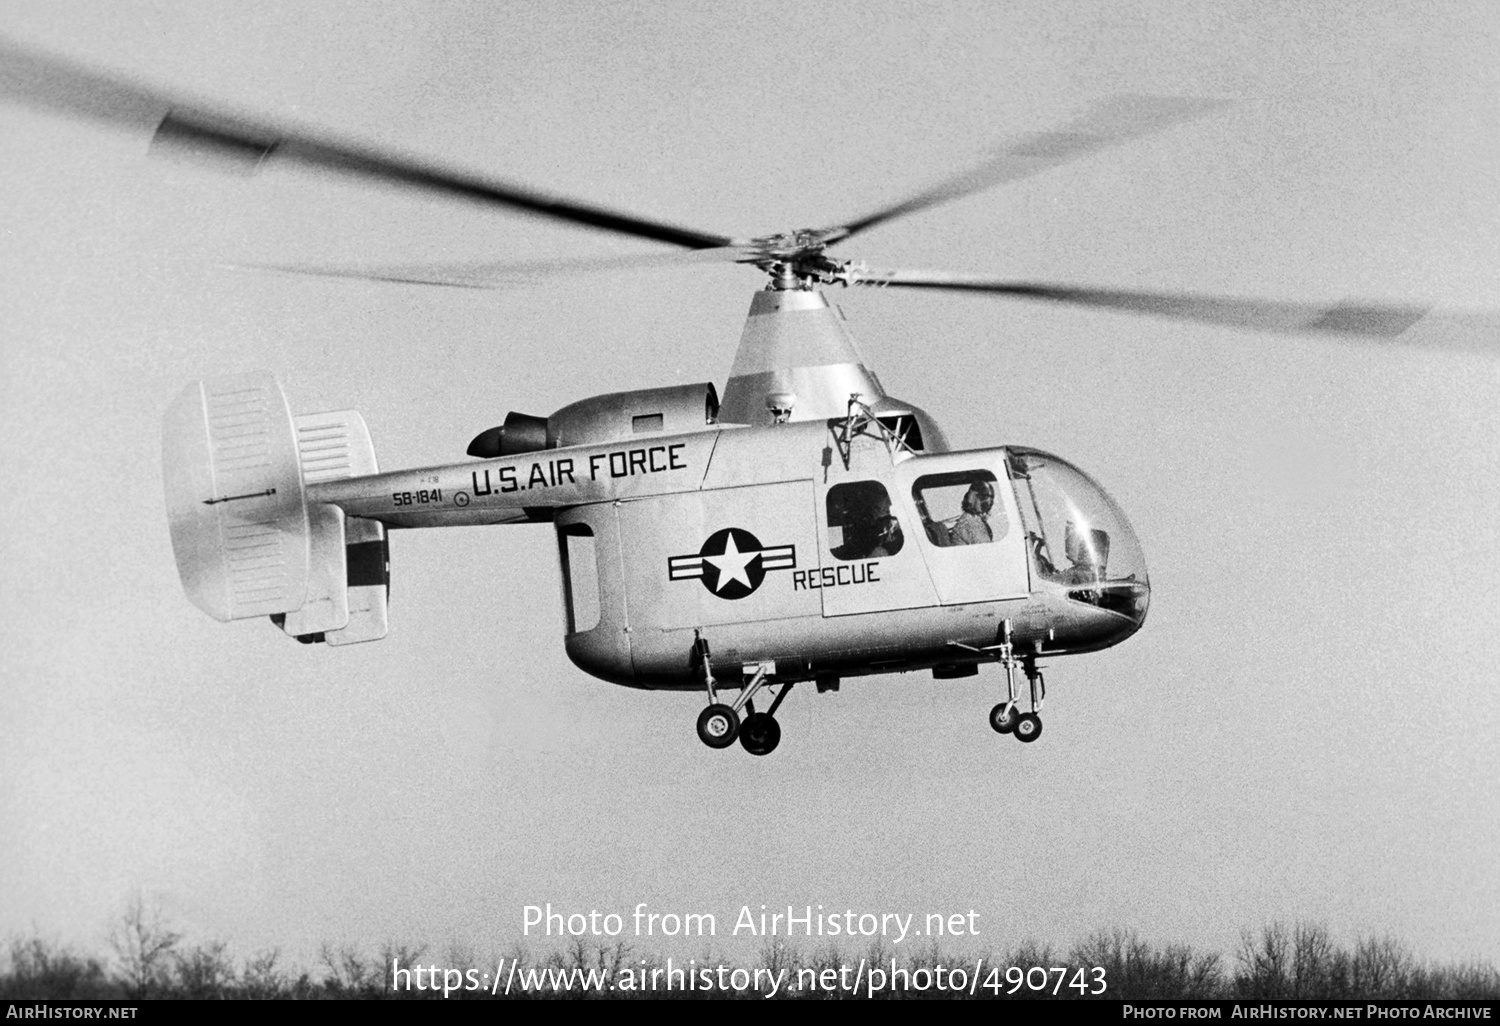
xmin=2 ymin=41 xmax=1435 ymax=755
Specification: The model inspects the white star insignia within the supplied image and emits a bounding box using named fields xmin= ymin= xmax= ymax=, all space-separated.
xmin=703 ymin=533 xmax=757 ymax=592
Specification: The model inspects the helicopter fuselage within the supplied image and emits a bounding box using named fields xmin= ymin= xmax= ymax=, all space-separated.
xmin=309 ymin=414 xmax=1150 ymax=691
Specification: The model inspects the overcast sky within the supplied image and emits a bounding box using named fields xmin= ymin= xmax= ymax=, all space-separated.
xmin=2 ymin=1 xmax=1497 ymax=970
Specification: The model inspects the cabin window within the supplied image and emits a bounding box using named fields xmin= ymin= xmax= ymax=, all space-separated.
xmin=558 ymin=524 xmax=601 ymax=632
xmin=825 ymin=480 xmax=904 ymax=560
xmin=912 ymin=470 xmax=1007 ymax=548
xmin=632 ymin=413 xmax=663 ymax=433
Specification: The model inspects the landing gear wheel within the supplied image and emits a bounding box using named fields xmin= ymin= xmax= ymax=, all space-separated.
xmin=1013 ymin=712 xmax=1043 ymax=743
xmin=739 ymin=712 xmax=781 ymax=756
xmin=989 ymin=703 xmax=1018 ymax=734
xmin=696 ymin=704 xmax=740 ymax=749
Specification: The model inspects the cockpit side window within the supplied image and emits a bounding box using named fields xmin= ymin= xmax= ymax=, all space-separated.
xmin=911 ymin=470 xmax=1007 ymax=548
xmin=826 ymin=480 xmax=904 ymax=561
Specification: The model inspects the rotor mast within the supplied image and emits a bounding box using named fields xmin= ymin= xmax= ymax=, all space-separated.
xmin=716 ymin=286 xmax=889 ymax=425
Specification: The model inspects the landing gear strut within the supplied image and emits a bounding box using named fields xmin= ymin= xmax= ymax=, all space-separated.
xmin=692 ymin=633 xmax=738 ymax=747
xmin=693 ymin=636 xmax=790 ymax=755
xmin=1012 ymin=652 xmax=1045 ymax=744
xmin=956 ymin=621 xmax=1047 ymax=744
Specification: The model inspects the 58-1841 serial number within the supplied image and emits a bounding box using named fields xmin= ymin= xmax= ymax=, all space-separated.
xmin=392 ymin=489 xmax=442 ymax=506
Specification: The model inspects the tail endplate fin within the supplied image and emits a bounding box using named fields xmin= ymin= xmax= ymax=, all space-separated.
xmin=163 ymin=375 xmax=310 ymax=622
xmin=289 ymin=410 xmax=389 ymax=645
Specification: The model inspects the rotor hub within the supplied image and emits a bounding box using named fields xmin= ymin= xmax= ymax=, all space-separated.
xmin=749 ymin=229 xmax=858 ymax=290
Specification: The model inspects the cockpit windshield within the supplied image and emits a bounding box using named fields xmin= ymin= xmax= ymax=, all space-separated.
xmin=1005 ymin=447 xmax=1149 ymax=623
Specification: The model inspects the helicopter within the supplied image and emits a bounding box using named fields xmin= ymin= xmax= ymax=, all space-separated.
xmin=1 ymin=40 xmax=1442 ymax=756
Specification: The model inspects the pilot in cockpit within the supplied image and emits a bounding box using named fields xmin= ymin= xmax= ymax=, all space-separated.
xmin=863 ymin=492 xmax=904 ymax=558
xmin=949 ymin=480 xmax=1003 ymax=545
xmin=1055 ymin=524 xmax=1109 ymax=585
xmin=832 ymin=488 xmax=904 ymax=560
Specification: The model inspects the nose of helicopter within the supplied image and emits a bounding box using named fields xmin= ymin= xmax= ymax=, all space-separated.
xmin=1045 ymin=569 xmax=1150 ymax=654
xmin=1003 ymin=446 xmax=1150 ymax=647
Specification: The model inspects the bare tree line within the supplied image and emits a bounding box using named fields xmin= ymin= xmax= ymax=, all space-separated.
xmin=3 ymin=898 xmax=1496 ymax=999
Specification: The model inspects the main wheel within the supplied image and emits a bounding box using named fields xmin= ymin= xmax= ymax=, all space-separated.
xmin=739 ymin=712 xmax=782 ymax=756
xmin=989 ymin=702 xmax=1018 ymax=734
xmin=696 ymin=704 xmax=740 ymax=749
xmin=1013 ymin=712 xmax=1043 ymax=743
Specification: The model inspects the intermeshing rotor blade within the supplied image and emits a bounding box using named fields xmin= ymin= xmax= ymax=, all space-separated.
xmin=855 ymin=270 xmax=1443 ymax=340
xmin=237 ymin=245 xmax=759 ymax=288
xmin=823 ymin=96 xmax=1229 ymax=245
xmin=0 ymin=37 xmax=734 ymax=250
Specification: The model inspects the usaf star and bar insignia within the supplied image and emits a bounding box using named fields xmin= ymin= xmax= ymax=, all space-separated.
xmin=668 ymin=527 xmax=796 ymax=600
